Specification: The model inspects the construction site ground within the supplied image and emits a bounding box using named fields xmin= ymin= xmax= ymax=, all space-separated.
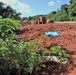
xmin=18 ymin=23 xmax=76 ymax=75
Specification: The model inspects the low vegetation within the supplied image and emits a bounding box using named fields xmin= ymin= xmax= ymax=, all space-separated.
xmin=0 ymin=16 xmax=70 ymax=75
xmin=0 ymin=0 xmax=75 ymax=74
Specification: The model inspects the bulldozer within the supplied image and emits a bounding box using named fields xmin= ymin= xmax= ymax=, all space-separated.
xmin=34 ymin=16 xmax=54 ymax=24
xmin=34 ymin=16 xmax=46 ymax=24
xmin=46 ymin=19 xmax=54 ymax=23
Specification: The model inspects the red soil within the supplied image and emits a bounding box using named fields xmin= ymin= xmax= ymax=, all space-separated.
xmin=18 ymin=23 xmax=76 ymax=75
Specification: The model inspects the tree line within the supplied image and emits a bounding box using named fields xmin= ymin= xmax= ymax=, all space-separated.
xmin=22 ymin=0 xmax=76 ymax=21
xmin=46 ymin=0 xmax=76 ymax=21
xmin=0 ymin=0 xmax=76 ymax=21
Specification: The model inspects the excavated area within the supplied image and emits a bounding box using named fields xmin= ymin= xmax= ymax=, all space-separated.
xmin=18 ymin=23 xmax=76 ymax=75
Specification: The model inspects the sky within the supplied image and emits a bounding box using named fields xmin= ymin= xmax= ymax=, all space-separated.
xmin=0 ymin=0 xmax=70 ymax=17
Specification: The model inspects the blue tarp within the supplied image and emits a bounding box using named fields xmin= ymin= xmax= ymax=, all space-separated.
xmin=45 ymin=32 xmax=61 ymax=37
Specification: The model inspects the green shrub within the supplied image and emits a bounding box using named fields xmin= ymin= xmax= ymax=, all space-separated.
xmin=50 ymin=46 xmax=69 ymax=58
xmin=0 ymin=17 xmax=70 ymax=75
xmin=0 ymin=16 xmax=21 ymax=41
xmin=0 ymin=17 xmax=42 ymax=74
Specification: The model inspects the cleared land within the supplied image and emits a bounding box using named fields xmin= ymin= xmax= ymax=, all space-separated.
xmin=18 ymin=23 xmax=76 ymax=75
xmin=55 ymin=21 xmax=76 ymax=24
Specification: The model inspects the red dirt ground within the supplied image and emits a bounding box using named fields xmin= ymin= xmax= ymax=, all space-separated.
xmin=18 ymin=23 xmax=76 ymax=75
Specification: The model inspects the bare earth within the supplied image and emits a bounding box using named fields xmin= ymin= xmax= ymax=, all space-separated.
xmin=18 ymin=23 xmax=76 ymax=75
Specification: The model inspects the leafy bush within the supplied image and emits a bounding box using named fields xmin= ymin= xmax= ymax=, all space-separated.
xmin=0 ymin=16 xmax=70 ymax=75
xmin=50 ymin=46 xmax=69 ymax=58
xmin=0 ymin=16 xmax=21 ymax=41
xmin=0 ymin=17 xmax=42 ymax=74
xmin=38 ymin=45 xmax=69 ymax=58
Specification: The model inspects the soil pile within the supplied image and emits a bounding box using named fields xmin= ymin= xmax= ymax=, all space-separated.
xmin=18 ymin=23 xmax=76 ymax=75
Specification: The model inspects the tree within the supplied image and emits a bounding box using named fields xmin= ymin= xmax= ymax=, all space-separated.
xmin=0 ymin=2 xmax=21 ymax=20
xmin=13 ymin=13 xmax=21 ymax=20
xmin=46 ymin=11 xmax=56 ymax=20
xmin=2 ymin=6 xmax=15 ymax=18
xmin=45 ymin=0 xmax=76 ymax=21
xmin=0 ymin=2 xmax=5 ymax=15
xmin=28 ymin=16 xmax=32 ymax=20
xmin=69 ymin=0 xmax=76 ymax=20
xmin=21 ymin=17 xmax=28 ymax=21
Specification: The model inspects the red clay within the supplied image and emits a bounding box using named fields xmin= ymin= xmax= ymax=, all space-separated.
xmin=18 ymin=23 xmax=76 ymax=75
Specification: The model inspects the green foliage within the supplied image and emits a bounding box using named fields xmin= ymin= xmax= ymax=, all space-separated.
xmin=50 ymin=46 xmax=69 ymax=58
xmin=30 ymin=16 xmax=38 ymax=21
xmin=21 ymin=17 xmax=28 ymax=21
xmin=38 ymin=45 xmax=69 ymax=59
xmin=0 ymin=17 xmax=70 ymax=75
xmin=23 ymin=15 xmax=46 ymax=21
xmin=0 ymin=16 xmax=2 ymax=19
xmin=42 ymin=50 xmax=51 ymax=56
xmin=46 ymin=0 xmax=76 ymax=21
xmin=0 ymin=2 xmax=21 ymax=20
xmin=0 ymin=40 xmax=42 ymax=74
xmin=69 ymin=0 xmax=76 ymax=20
xmin=36 ymin=63 xmax=46 ymax=71
xmin=25 ymin=0 xmax=76 ymax=21
xmin=0 ymin=17 xmax=42 ymax=74
xmin=19 ymin=42 xmax=42 ymax=73
xmin=46 ymin=11 xmax=56 ymax=20
xmin=0 ymin=17 xmax=21 ymax=62
xmin=0 ymin=17 xmax=21 ymax=41
xmin=28 ymin=2 xmax=75 ymax=22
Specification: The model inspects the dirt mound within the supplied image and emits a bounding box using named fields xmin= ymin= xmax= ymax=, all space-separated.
xmin=21 ymin=20 xmax=31 ymax=26
xmin=18 ymin=23 xmax=76 ymax=75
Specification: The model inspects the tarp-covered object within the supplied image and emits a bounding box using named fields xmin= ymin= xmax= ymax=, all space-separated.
xmin=45 ymin=32 xmax=61 ymax=37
